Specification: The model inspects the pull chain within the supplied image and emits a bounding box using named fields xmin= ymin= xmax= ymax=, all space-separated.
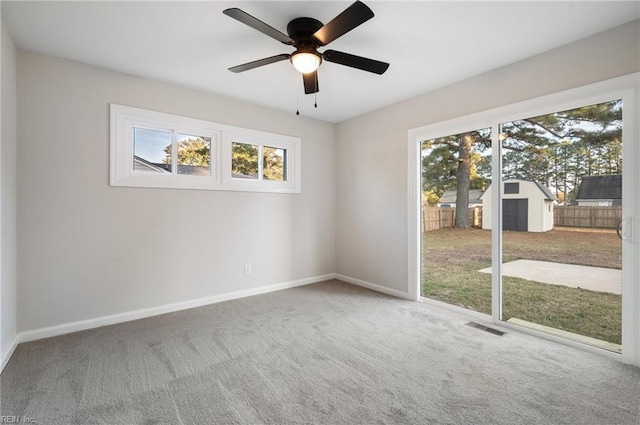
xmin=314 ymin=72 xmax=318 ymax=108
xmin=296 ymin=77 xmax=300 ymax=115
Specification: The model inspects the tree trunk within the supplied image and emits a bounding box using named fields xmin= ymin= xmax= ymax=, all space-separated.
xmin=455 ymin=133 xmax=473 ymax=228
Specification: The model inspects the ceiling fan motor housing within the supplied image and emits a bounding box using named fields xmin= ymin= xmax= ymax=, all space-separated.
xmin=286 ymin=17 xmax=324 ymax=44
xmin=287 ymin=17 xmax=324 ymax=68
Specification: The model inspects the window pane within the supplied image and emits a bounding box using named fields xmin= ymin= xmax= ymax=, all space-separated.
xmin=421 ymin=128 xmax=492 ymax=314
xmin=263 ymin=146 xmax=287 ymax=181
xmin=231 ymin=142 xmax=259 ymax=179
xmin=177 ymin=134 xmax=211 ymax=176
xmin=500 ymin=99 xmax=623 ymax=350
xmin=133 ymin=127 xmax=172 ymax=173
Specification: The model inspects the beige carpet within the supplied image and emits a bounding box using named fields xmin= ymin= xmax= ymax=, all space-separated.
xmin=1 ymin=280 xmax=638 ymax=424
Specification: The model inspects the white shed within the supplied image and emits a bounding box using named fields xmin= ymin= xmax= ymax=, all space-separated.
xmin=480 ymin=179 xmax=556 ymax=232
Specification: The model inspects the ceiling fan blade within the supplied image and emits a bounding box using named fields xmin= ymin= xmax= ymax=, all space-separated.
xmin=323 ymin=50 xmax=389 ymax=75
xmin=223 ymin=8 xmax=294 ymax=45
xmin=312 ymin=1 xmax=374 ymax=46
xmin=229 ymin=54 xmax=291 ymax=73
xmin=302 ymin=71 xmax=319 ymax=94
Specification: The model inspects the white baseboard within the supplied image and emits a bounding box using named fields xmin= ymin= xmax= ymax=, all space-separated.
xmin=18 ymin=274 xmax=336 ymax=344
xmin=1 ymin=333 xmax=19 ymax=373
xmin=335 ymin=274 xmax=413 ymax=300
xmin=5 ymin=273 xmax=411 ymax=373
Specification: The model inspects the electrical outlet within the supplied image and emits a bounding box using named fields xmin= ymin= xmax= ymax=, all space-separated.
xmin=244 ymin=264 xmax=252 ymax=275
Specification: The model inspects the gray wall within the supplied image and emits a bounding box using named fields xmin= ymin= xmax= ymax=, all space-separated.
xmin=1 ymin=19 xmax=18 ymax=360
xmin=10 ymin=18 xmax=640 ymax=337
xmin=17 ymin=51 xmax=336 ymax=332
xmin=335 ymin=20 xmax=640 ymax=294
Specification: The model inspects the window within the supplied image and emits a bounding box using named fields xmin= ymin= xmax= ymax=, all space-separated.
xmin=504 ymin=182 xmax=519 ymax=194
xmin=133 ymin=128 xmax=172 ymax=173
xmin=230 ymin=142 xmax=288 ymax=182
xmin=263 ymin=146 xmax=287 ymax=182
xmin=232 ymin=142 xmax=259 ymax=180
xmin=111 ymin=104 xmax=301 ymax=193
xmin=177 ymin=134 xmax=211 ymax=176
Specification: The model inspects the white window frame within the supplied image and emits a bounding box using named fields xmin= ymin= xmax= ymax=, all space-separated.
xmin=222 ymin=132 xmax=299 ymax=191
xmin=110 ymin=104 xmax=301 ymax=193
xmin=407 ymin=73 xmax=639 ymax=366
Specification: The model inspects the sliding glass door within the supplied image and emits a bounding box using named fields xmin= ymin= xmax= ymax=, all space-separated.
xmin=499 ymin=100 xmax=623 ymax=352
xmin=412 ymin=75 xmax=637 ymax=362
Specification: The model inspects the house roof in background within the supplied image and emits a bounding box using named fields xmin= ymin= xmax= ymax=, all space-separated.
xmin=439 ymin=189 xmax=483 ymax=204
xmin=576 ymin=175 xmax=622 ymax=200
xmin=2 ymin=1 xmax=639 ymax=123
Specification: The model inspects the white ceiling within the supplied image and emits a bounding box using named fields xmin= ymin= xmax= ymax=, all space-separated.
xmin=2 ymin=1 xmax=639 ymax=123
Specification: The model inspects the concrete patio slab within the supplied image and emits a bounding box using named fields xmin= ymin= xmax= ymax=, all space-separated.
xmin=479 ymin=259 xmax=621 ymax=295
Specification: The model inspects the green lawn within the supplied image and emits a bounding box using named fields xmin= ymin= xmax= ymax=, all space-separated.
xmin=422 ymin=227 xmax=622 ymax=344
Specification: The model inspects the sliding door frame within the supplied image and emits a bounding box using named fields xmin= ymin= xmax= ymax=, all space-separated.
xmin=407 ymin=73 xmax=639 ymax=366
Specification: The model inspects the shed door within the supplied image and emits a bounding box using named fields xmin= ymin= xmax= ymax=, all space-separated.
xmin=503 ymin=199 xmax=528 ymax=231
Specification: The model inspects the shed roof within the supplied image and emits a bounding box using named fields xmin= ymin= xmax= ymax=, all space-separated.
xmin=575 ymin=175 xmax=622 ymax=200
xmin=532 ymin=181 xmax=557 ymax=201
xmin=479 ymin=179 xmax=556 ymax=201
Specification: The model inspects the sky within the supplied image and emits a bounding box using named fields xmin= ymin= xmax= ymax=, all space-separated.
xmin=134 ymin=128 xmax=211 ymax=163
xmin=133 ymin=127 xmax=171 ymax=163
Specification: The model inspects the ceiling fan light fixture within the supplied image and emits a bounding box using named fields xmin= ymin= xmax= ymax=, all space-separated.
xmin=291 ymin=51 xmax=321 ymax=74
xmin=224 ymin=2 xmax=389 ymax=95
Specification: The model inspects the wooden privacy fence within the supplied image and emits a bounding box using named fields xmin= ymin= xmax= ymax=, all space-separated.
xmin=422 ymin=206 xmax=482 ymax=232
xmin=554 ymin=206 xmax=621 ymax=229
xmin=423 ymin=205 xmax=621 ymax=231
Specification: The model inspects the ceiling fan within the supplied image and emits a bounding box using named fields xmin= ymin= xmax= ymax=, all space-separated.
xmin=223 ymin=1 xmax=389 ymax=95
